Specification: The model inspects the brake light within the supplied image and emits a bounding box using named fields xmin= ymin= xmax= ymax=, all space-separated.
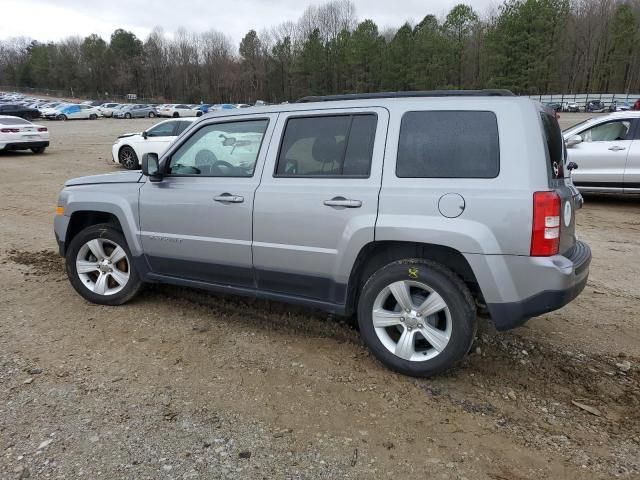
xmin=1 ymin=128 xmax=20 ymax=133
xmin=531 ymin=191 xmax=561 ymax=256
xmin=38 ymin=127 xmax=48 ymax=132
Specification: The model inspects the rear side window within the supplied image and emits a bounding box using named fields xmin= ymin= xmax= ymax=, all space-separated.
xmin=276 ymin=114 xmax=377 ymax=177
xmin=541 ymin=112 xmax=565 ymax=179
xmin=396 ymin=111 xmax=499 ymax=178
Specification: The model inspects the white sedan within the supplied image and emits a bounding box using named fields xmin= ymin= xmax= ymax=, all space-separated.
xmin=158 ymin=104 xmax=201 ymax=118
xmin=111 ymin=117 xmax=196 ymax=169
xmin=0 ymin=115 xmax=50 ymax=154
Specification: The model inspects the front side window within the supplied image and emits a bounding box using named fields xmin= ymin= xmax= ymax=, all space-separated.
xmin=147 ymin=122 xmax=176 ymax=137
xmin=174 ymin=121 xmax=192 ymax=135
xmin=168 ymin=119 xmax=268 ymax=177
xmin=581 ymin=120 xmax=631 ymax=142
xmin=275 ymin=114 xmax=377 ymax=177
xmin=396 ymin=111 xmax=500 ymax=178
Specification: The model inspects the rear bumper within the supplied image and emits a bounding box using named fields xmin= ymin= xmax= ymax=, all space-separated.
xmin=466 ymin=241 xmax=591 ymax=330
xmin=2 ymin=140 xmax=49 ymax=151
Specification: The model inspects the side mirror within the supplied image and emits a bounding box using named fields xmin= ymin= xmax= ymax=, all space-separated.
xmin=142 ymin=130 xmax=148 ymax=139
xmin=565 ymin=134 xmax=582 ymax=148
xmin=141 ymin=153 xmax=162 ymax=182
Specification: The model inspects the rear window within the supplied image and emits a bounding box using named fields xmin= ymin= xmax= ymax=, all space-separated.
xmin=396 ymin=111 xmax=499 ymax=178
xmin=540 ymin=112 xmax=565 ymax=179
xmin=0 ymin=117 xmax=29 ymax=125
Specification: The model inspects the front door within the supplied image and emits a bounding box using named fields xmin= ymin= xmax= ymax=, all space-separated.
xmin=253 ymin=108 xmax=388 ymax=305
xmin=569 ymin=118 xmax=634 ymax=191
xmin=139 ymin=114 xmax=276 ymax=287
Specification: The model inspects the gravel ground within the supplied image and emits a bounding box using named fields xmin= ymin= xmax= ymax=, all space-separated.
xmin=0 ymin=113 xmax=638 ymax=480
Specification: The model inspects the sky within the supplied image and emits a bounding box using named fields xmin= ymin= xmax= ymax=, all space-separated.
xmin=2 ymin=0 xmax=498 ymax=47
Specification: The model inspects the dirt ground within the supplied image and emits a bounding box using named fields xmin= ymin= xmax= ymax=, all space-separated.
xmin=0 ymin=113 xmax=638 ymax=480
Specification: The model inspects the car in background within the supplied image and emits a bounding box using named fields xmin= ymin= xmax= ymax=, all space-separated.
xmin=565 ymin=102 xmax=580 ymax=112
xmin=563 ymin=111 xmax=640 ymax=194
xmin=0 ymin=103 xmax=41 ymax=120
xmin=40 ymin=103 xmax=68 ymax=118
xmin=633 ymin=100 xmax=640 ymax=111
xmin=98 ymin=103 xmax=121 ymax=117
xmin=111 ymin=117 xmax=196 ymax=169
xmin=609 ymin=101 xmax=632 ymax=112
xmin=546 ymin=102 xmax=562 ymax=112
xmin=200 ymin=104 xmax=236 ymax=114
xmin=47 ymin=104 xmax=100 ymax=121
xmin=234 ymin=103 xmax=252 ymax=109
xmin=158 ymin=104 xmax=200 ymax=118
xmin=81 ymin=100 xmax=104 ymax=107
xmin=114 ymin=104 xmax=158 ymax=119
xmin=0 ymin=115 xmax=49 ymax=154
xmin=585 ymin=100 xmax=605 ymax=113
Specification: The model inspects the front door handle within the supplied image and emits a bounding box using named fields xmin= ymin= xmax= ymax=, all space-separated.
xmin=214 ymin=193 xmax=244 ymax=203
xmin=608 ymin=146 xmax=626 ymax=151
xmin=323 ymin=197 xmax=362 ymax=208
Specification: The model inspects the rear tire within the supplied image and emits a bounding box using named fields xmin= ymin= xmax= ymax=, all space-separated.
xmin=118 ymin=145 xmax=139 ymax=170
xmin=31 ymin=147 xmax=46 ymax=154
xmin=357 ymin=258 xmax=476 ymax=377
xmin=125 ymin=112 xmax=132 ymax=119
xmin=148 ymin=111 xmax=156 ymax=118
xmin=57 ymin=114 xmax=67 ymax=121
xmin=89 ymin=113 xmax=97 ymax=120
xmin=172 ymin=112 xmax=179 ymax=118
xmin=65 ymin=224 xmax=143 ymax=306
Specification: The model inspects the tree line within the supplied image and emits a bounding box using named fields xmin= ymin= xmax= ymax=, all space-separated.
xmin=1 ymin=0 xmax=639 ymax=104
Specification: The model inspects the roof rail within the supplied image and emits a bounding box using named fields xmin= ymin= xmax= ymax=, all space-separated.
xmin=297 ymin=89 xmax=515 ymax=103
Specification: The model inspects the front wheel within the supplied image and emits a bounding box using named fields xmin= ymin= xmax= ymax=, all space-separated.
xmin=124 ymin=112 xmax=132 ymax=119
xmin=89 ymin=113 xmax=97 ymax=120
xmin=65 ymin=224 xmax=143 ymax=305
xmin=357 ymin=259 xmax=476 ymax=377
xmin=57 ymin=114 xmax=67 ymax=121
xmin=172 ymin=112 xmax=179 ymax=118
xmin=148 ymin=111 xmax=156 ymax=118
xmin=118 ymin=145 xmax=139 ymax=170
xmin=31 ymin=147 xmax=46 ymax=154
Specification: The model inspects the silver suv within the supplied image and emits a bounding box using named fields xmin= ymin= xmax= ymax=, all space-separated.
xmin=54 ymin=90 xmax=591 ymax=377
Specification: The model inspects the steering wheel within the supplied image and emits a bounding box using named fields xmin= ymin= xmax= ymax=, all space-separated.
xmin=212 ymin=160 xmax=235 ymax=170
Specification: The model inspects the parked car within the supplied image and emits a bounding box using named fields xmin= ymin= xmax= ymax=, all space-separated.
xmin=158 ymin=104 xmax=200 ymax=118
xmin=114 ymin=104 xmax=158 ymax=119
xmin=47 ymin=104 xmax=100 ymax=121
xmin=565 ymin=102 xmax=580 ymax=112
xmin=546 ymin=102 xmax=562 ymax=112
xmin=0 ymin=103 xmax=41 ymax=120
xmin=54 ymin=90 xmax=591 ymax=377
xmin=585 ymin=100 xmax=605 ymax=113
xmin=40 ymin=103 xmax=69 ymax=118
xmin=563 ymin=111 xmax=640 ymax=194
xmin=99 ymin=103 xmax=121 ymax=118
xmin=111 ymin=117 xmax=197 ymax=169
xmin=633 ymin=99 xmax=640 ymax=111
xmin=0 ymin=115 xmax=49 ymax=153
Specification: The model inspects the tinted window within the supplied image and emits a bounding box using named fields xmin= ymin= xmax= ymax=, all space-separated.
xmin=541 ymin=112 xmax=565 ymax=179
xmin=147 ymin=121 xmax=176 ymax=137
xmin=397 ymin=111 xmax=499 ymax=178
xmin=276 ymin=114 xmax=377 ymax=177
xmin=174 ymin=121 xmax=191 ymax=135
xmin=168 ymin=119 xmax=268 ymax=177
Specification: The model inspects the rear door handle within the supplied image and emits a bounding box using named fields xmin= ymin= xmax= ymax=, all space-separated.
xmin=323 ymin=197 xmax=362 ymax=208
xmin=214 ymin=193 xmax=244 ymax=203
xmin=608 ymin=146 xmax=626 ymax=151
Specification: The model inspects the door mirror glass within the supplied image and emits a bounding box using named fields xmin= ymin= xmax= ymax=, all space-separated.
xmin=142 ymin=153 xmax=162 ymax=181
xmin=565 ymin=134 xmax=582 ymax=148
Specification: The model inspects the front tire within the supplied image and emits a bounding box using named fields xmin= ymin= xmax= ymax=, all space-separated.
xmin=57 ymin=114 xmax=67 ymax=121
xmin=125 ymin=112 xmax=132 ymax=119
xmin=118 ymin=145 xmax=139 ymax=170
xmin=357 ymin=259 xmax=476 ymax=377
xmin=89 ymin=113 xmax=97 ymax=120
xmin=148 ymin=111 xmax=156 ymax=118
xmin=31 ymin=147 xmax=46 ymax=154
xmin=65 ymin=224 xmax=142 ymax=305
xmin=172 ymin=112 xmax=179 ymax=118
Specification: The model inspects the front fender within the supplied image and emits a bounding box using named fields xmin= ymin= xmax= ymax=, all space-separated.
xmin=58 ymin=183 xmax=144 ymax=255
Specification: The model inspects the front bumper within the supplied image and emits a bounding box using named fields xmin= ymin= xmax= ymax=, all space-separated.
xmin=467 ymin=241 xmax=592 ymax=330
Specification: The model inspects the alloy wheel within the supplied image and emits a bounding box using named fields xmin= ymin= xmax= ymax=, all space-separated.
xmin=75 ymin=238 xmax=130 ymax=296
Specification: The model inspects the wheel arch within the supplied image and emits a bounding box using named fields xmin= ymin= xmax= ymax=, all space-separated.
xmin=345 ymin=241 xmax=482 ymax=315
xmin=65 ymin=211 xmax=123 ymax=251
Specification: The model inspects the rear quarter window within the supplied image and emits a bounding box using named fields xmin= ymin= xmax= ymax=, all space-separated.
xmin=540 ymin=112 xmax=565 ymax=179
xmin=396 ymin=111 xmax=500 ymax=178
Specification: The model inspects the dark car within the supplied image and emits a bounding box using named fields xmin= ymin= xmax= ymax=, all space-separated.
xmin=585 ymin=100 xmax=605 ymax=113
xmin=0 ymin=104 xmax=41 ymax=120
xmin=546 ymin=102 xmax=562 ymax=112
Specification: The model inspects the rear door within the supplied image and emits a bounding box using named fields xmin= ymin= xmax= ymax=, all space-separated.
xmin=253 ymin=108 xmax=388 ymax=304
xmin=623 ymin=120 xmax=640 ymax=192
xmin=566 ymin=118 xmax=634 ymax=191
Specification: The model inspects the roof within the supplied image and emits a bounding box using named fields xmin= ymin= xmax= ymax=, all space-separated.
xmin=298 ymin=89 xmax=515 ymax=103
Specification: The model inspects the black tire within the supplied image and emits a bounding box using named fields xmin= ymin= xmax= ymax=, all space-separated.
xmin=357 ymin=258 xmax=476 ymax=377
xmin=196 ymin=111 xmax=203 ymax=117
xmin=31 ymin=147 xmax=46 ymax=154
xmin=172 ymin=112 xmax=179 ymax=118
xmin=58 ymin=114 xmax=67 ymax=121
xmin=148 ymin=111 xmax=156 ymax=118
xmin=125 ymin=112 xmax=132 ymax=119
xmin=118 ymin=145 xmax=139 ymax=170
xmin=89 ymin=113 xmax=97 ymax=120
xmin=65 ymin=224 xmax=143 ymax=306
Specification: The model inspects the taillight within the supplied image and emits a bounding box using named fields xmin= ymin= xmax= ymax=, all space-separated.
xmin=1 ymin=128 xmax=19 ymax=133
xmin=531 ymin=191 xmax=561 ymax=256
xmin=38 ymin=127 xmax=48 ymax=132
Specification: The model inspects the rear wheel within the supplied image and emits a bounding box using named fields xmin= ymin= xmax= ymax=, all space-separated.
xmin=57 ymin=114 xmax=67 ymax=121
xmin=148 ymin=111 xmax=156 ymax=118
xmin=357 ymin=259 xmax=476 ymax=377
xmin=65 ymin=224 xmax=142 ymax=305
xmin=172 ymin=112 xmax=179 ymax=118
xmin=196 ymin=111 xmax=203 ymax=117
xmin=31 ymin=147 xmax=46 ymax=154
xmin=124 ymin=112 xmax=132 ymax=119
xmin=89 ymin=113 xmax=97 ymax=120
xmin=118 ymin=145 xmax=139 ymax=170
